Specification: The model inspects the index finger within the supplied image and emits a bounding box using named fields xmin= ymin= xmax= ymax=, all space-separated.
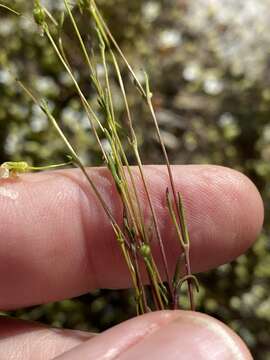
xmin=0 ymin=165 xmax=264 ymax=309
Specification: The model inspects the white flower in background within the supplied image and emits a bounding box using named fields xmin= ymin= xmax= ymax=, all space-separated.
xmin=143 ymin=2 xmax=160 ymax=22
xmin=0 ymin=70 xmax=12 ymax=85
xmin=183 ymin=63 xmax=201 ymax=82
xmin=30 ymin=104 xmax=48 ymax=133
xmin=219 ymin=112 xmax=235 ymax=127
xmin=34 ymin=76 xmax=59 ymax=97
xmin=0 ymin=18 xmax=13 ymax=36
xmin=159 ymin=30 xmax=182 ymax=49
xmin=185 ymin=0 xmax=270 ymax=80
xmin=203 ymin=75 xmax=224 ymax=95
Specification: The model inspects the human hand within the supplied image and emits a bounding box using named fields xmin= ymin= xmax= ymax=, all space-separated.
xmin=0 ymin=165 xmax=263 ymax=359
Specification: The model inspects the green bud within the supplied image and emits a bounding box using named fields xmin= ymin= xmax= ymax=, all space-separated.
xmin=33 ymin=2 xmax=46 ymax=26
xmin=0 ymin=161 xmax=29 ymax=178
xmin=140 ymin=244 xmax=151 ymax=259
xmin=2 ymin=161 xmax=29 ymax=172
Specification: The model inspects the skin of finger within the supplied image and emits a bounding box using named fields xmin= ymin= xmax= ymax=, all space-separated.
xmin=53 ymin=311 xmax=181 ymax=360
xmin=0 ymin=317 xmax=93 ymax=360
xmin=0 ymin=165 xmax=264 ymax=309
xmin=54 ymin=311 xmax=253 ymax=360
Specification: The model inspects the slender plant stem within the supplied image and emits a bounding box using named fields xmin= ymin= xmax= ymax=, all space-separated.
xmin=0 ymin=4 xmax=20 ymax=16
xmin=17 ymin=0 xmax=199 ymax=312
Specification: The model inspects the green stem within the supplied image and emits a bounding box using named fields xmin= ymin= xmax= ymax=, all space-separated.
xmin=0 ymin=4 xmax=20 ymax=16
xmin=110 ymin=50 xmax=171 ymax=291
xmin=29 ymin=161 xmax=72 ymax=171
xmin=43 ymin=25 xmax=107 ymax=162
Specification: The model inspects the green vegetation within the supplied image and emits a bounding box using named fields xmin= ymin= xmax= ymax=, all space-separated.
xmin=0 ymin=1 xmax=269 ymax=359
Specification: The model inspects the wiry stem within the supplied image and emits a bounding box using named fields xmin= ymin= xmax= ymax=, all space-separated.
xmin=24 ymin=0 xmax=199 ymax=312
xmin=43 ymin=25 xmax=107 ymax=160
xmin=64 ymin=2 xmax=147 ymax=246
xmin=18 ymin=80 xmax=142 ymax=301
xmin=60 ymin=2 xmax=168 ymax=308
xmin=0 ymin=4 xmax=20 ymax=16
xmin=111 ymin=52 xmax=172 ymax=292
xmin=89 ymin=1 xmax=196 ymax=308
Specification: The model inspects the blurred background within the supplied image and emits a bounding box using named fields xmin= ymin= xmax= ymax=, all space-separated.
xmin=0 ymin=0 xmax=270 ymax=358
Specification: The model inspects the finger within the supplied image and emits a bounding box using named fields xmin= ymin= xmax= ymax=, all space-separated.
xmin=0 ymin=317 xmax=93 ymax=359
xmin=54 ymin=311 xmax=252 ymax=360
xmin=0 ymin=165 xmax=263 ymax=309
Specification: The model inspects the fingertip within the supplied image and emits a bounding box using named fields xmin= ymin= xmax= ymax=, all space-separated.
xmin=214 ymin=166 xmax=264 ymax=259
xmin=182 ymin=165 xmax=264 ymax=272
xmin=226 ymin=167 xmax=264 ymax=251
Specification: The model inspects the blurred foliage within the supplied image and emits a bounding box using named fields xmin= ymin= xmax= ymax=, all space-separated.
xmin=0 ymin=0 xmax=270 ymax=358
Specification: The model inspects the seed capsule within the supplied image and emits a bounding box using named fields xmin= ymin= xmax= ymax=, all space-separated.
xmin=0 ymin=160 xmax=72 ymax=179
xmin=33 ymin=3 xmax=45 ymax=26
xmin=0 ymin=162 xmax=29 ymax=178
xmin=140 ymin=244 xmax=151 ymax=259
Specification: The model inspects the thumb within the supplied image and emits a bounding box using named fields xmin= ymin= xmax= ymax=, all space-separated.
xmin=55 ymin=310 xmax=252 ymax=360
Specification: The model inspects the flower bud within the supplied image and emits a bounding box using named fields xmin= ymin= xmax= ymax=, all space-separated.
xmin=140 ymin=244 xmax=151 ymax=259
xmin=33 ymin=2 xmax=45 ymax=26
